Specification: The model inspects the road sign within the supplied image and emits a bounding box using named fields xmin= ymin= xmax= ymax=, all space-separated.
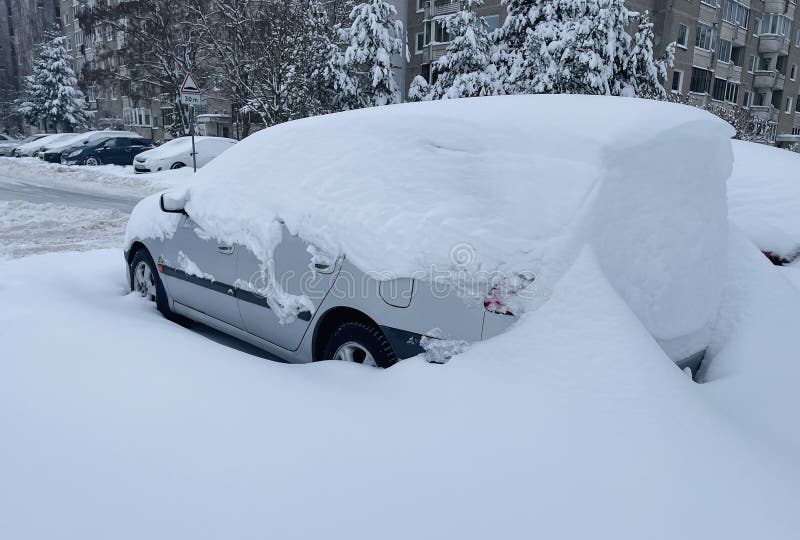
xmin=179 ymin=72 xmax=201 ymax=174
xmin=180 ymin=72 xmax=201 ymax=95
xmin=180 ymin=93 xmax=204 ymax=106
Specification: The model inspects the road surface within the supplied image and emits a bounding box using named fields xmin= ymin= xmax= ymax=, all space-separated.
xmin=0 ymin=169 xmax=141 ymax=212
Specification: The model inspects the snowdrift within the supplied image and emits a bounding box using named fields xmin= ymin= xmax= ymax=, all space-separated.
xmin=728 ymin=140 xmax=800 ymax=262
xmin=129 ymin=95 xmax=734 ymax=356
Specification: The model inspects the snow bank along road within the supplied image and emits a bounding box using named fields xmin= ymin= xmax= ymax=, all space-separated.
xmin=0 ymin=157 xmax=188 ymax=258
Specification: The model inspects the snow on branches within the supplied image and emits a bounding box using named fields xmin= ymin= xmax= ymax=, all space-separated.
xmin=18 ymin=29 xmax=89 ymax=132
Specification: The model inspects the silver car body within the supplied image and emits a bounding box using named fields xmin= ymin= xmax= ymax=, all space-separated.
xmin=125 ymin=213 xmax=516 ymax=363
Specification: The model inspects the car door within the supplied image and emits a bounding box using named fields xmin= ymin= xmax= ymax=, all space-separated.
xmin=97 ymin=138 xmax=124 ymax=164
xmin=126 ymin=139 xmax=151 ymax=165
xmin=235 ymin=225 xmax=340 ymax=350
xmin=159 ymin=215 xmax=244 ymax=328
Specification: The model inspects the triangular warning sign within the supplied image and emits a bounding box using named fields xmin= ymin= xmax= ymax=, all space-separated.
xmin=180 ymin=73 xmax=201 ymax=94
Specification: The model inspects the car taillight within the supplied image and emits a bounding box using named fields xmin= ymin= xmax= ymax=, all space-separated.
xmin=484 ymin=287 xmax=514 ymax=316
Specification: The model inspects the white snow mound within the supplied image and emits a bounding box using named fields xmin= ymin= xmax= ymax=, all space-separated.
xmin=728 ymin=140 xmax=800 ymax=261
xmin=129 ymin=95 xmax=734 ymax=352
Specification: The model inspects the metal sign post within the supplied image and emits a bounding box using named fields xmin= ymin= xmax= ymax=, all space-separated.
xmin=179 ymin=73 xmax=202 ymax=173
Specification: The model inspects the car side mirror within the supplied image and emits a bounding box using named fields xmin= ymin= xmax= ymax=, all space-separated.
xmin=160 ymin=192 xmax=188 ymax=214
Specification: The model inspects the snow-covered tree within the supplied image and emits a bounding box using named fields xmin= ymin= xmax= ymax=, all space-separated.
xmin=18 ymin=30 xmax=88 ymax=132
xmin=495 ymin=0 xmax=669 ymax=97
xmin=407 ymin=75 xmax=431 ymax=102
xmin=624 ymin=13 xmax=673 ymax=99
xmin=341 ymin=0 xmax=407 ymax=108
xmin=428 ymin=0 xmax=502 ymax=99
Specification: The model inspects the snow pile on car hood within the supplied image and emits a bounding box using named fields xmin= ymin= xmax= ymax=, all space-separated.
xmin=131 ymin=95 xmax=734 ymax=350
xmin=728 ymin=140 xmax=800 ymax=262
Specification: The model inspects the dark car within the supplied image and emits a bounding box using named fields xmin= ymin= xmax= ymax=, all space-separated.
xmin=60 ymin=136 xmax=154 ymax=166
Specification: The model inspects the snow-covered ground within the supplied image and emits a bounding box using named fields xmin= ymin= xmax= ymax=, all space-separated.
xmin=0 ymin=157 xmax=190 ymax=258
xmin=1 ymin=234 xmax=799 ymax=539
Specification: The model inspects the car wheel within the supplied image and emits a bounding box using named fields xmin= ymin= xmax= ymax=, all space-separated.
xmin=130 ymin=249 xmax=185 ymax=323
xmin=85 ymin=156 xmax=101 ymax=166
xmin=171 ymin=162 xmax=186 ymax=169
xmin=322 ymin=321 xmax=397 ymax=368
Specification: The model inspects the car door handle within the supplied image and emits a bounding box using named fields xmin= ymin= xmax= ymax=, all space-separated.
xmin=217 ymin=245 xmax=234 ymax=255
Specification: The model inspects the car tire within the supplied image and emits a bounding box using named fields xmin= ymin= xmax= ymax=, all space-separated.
xmin=85 ymin=156 xmax=101 ymax=166
xmin=130 ymin=249 xmax=188 ymax=324
xmin=171 ymin=162 xmax=186 ymax=169
xmin=322 ymin=321 xmax=397 ymax=368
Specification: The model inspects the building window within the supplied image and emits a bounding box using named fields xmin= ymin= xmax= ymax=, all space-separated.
xmin=482 ymin=15 xmax=500 ymax=32
xmin=690 ymin=67 xmax=713 ymax=93
xmin=695 ymin=23 xmax=713 ymax=50
xmin=747 ymin=55 xmax=756 ymax=73
xmin=712 ymin=77 xmax=727 ymax=101
xmin=717 ymin=39 xmax=732 ymax=62
xmin=725 ymin=82 xmax=739 ymax=103
xmin=796 ymin=96 xmax=800 ymax=113
xmin=434 ymin=20 xmax=450 ymax=43
xmin=416 ymin=0 xmax=425 ymax=11
xmin=671 ymin=70 xmax=683 ymax=92
xmin=415 ymin=32 xmax=424 ymax=54
xmin=677 ymin=23 xmax=688 ymax=47
xmin=791 ymin=64 xmax=797 ymax=80
xmin=701 ymin=0 xmax=719 ymax=7
xmin=797 ymin=29 xmax=800 ymax=47
xmin=785 ymin=97 xmax=793 ymax=114
xmin=758 ymin=14 xmax=792 ymax=37
xmin=723 ymin=0 xmax=749 ymax=28
xmin=743 ymin=90 xmax=753 ymax=107
xmin=753 ymin=17 xmax=760 ymax=37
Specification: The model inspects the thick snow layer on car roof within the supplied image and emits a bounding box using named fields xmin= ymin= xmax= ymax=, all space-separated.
xmin=128 ymin=95 xmax=734 ymax=350
xmin=141 ymin=136 xmax=234 ymax=160
xmin=728 ymin=140 xmax=800 ymax=261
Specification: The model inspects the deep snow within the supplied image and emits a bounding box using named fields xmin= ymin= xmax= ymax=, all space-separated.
xmin=728 ymin=140 xmax=800 ymax=261
xmin=0 ymin=239 xmax=798 ymax=539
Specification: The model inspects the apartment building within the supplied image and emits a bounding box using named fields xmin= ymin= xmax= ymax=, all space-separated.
xmin=58 ymin=0 xmax=234 ymax=141
xmin=407 ymin=0 xmax=800 ymax=145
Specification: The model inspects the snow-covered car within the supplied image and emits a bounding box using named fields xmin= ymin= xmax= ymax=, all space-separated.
xmin=124 ymin=95 xmax=734 ymax=372
xmin=133 ymin=136 xmax=237 ymax=173
xmin=60 ymin=135 xmax=153 ymax=166
xmin=14 ymin=133 xmax=76 ymax=157
xmin=40 ymin=130 xmax=140 ymax=162
xmin=0 ymin=134 xmax=33 ymax=156
xmin=728 ymin=140 xmax=800 ymax=265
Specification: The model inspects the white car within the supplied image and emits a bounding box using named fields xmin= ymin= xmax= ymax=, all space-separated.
xmin=133 ymin=136 xmax=237 ymax=173
xmin=14 ymin=133 xmax=76 ymax=157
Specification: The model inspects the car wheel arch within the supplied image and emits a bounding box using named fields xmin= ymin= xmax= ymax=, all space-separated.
xmin=312 ymin=306 xmax=386 ymax=361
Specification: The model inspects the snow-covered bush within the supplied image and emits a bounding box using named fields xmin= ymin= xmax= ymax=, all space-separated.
xmin=18 ymin=29 xmax=89 ymax=132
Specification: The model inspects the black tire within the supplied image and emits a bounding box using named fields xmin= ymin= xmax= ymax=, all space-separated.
xmin=322 ymin=321 xmax=398 ymax=368
xmin=171 ymin=162 xmax=186 ymax=169
xmin=130 ymin=249 xmax=188 ymax=324
xmin=84 ymin=155 xmax=101 ymax=166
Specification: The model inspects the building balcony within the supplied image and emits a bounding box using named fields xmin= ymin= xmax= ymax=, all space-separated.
xmin=758 ymin=34 xmax=790 ymax=55
xmin=422 ymin=42 xmax=449 ymax=64
xmin=750 ymin=105 xmax=779 ymax=123
xmin=752 ymin=69 xmax=785 ymax=89
xmin=764 ymin=0 xmax=796 ymax=17
xmin=424 ymin=0 xmax=458 ymax=19
xmin=715 ymin=61 xmax=743 ymax=82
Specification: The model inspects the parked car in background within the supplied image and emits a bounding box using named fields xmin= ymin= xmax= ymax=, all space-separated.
xmin=14 ymin=133 xmax=75 ymax=157
xmin=0 ymin=134 xmax=33 ymax=156
xmin=61 ymin=136 xmax=153 ymax=166
xmin=40 ymin=130 xmax=139 ymax=163
xmin=133 ymin=136 xmax=237 ymax=173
